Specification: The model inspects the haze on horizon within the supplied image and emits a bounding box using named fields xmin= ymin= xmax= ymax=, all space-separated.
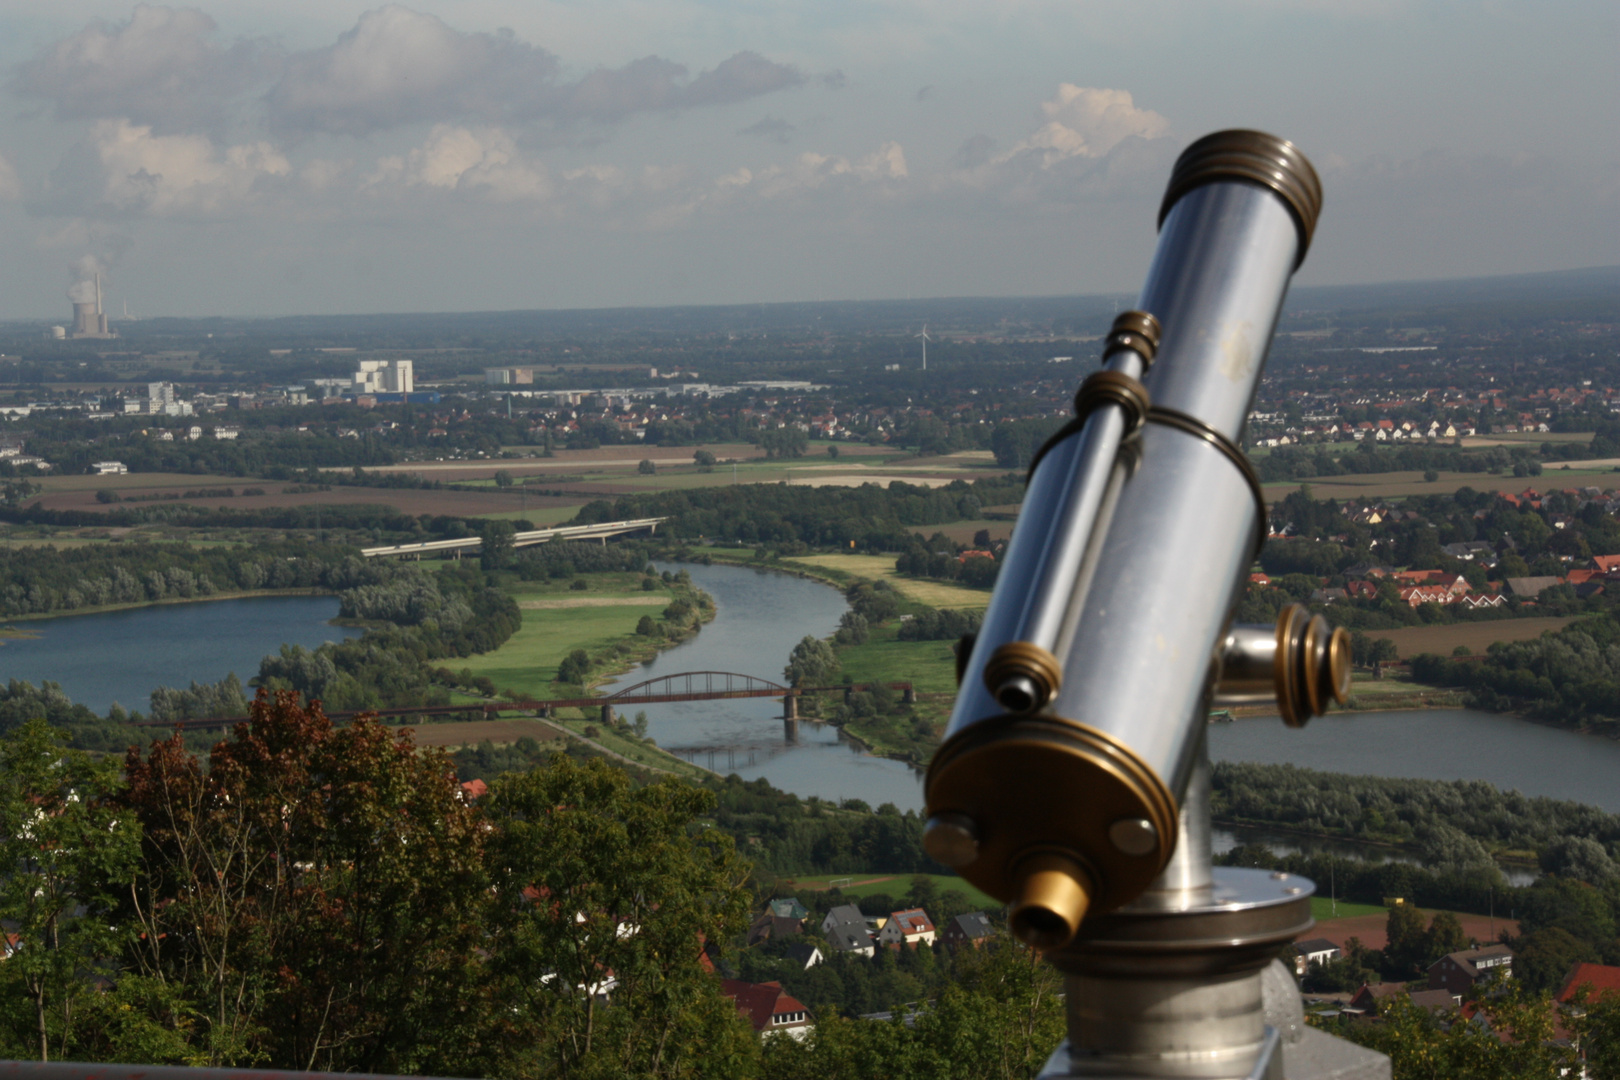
xmin=0 ymin=0 xmax=1613 ymax=320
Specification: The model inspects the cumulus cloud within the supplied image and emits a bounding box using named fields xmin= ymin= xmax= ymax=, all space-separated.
xmin=10 ymin=5 xmax=282 ymax=134
xmin=715 ymin=142 xmax=907 ymax=202
xmin=266 ymin=7 xmax=560 ymax=137
xmin=1002 ymin=86 xmax=1170 ymax=166
xmin=365 ymin=125 xmax=551 ymax=202
xmin=266 ymin=6 xmax=804 ymax=137
xmin=45 ymin=120 xmax=290 ymax=218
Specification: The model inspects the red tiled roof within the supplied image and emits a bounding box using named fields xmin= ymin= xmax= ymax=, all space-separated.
xmin=888 ymin=908 xmax=935 ymax=936
xmin=1558 ymin=963 xmax=1620 ymax=1004
xmin=720 ymin=979 xmax=809 ymax=1032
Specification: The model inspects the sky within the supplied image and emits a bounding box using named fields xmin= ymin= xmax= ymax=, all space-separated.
xmin=0 ymin=0 xmax=1614 ymax=319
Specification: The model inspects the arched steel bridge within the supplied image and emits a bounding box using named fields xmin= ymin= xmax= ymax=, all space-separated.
xmin=141 ymin=670 xmax=914 ymax=730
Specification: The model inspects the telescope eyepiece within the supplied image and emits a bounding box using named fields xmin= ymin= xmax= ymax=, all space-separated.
xmin=1009 ymin=853 xmax=1094 ymax=950
xmin=1158 ymin=129 xmax=1323 ymax=267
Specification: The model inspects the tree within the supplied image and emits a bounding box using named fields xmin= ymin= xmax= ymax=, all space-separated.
xmin=494 ymin=469 xmax=515 ymax=488
xmin=558 ymin=648 xmax=591 ymax=685
xmin=1384 ymin=902 xmax=1429 ymax=978
xmin=1423 ymin=910 xmax=1469 ymax=963
xmin=479 ymin=518 xmax=516 ymax=570
xmin=785 ymin=636 xmax=840 ymax=688
xmin=0 ymin=720 xmax=141 ymax=1062
xmin=118 ymin=691 xmax=490 ymax=1073
xmin=637 ymin=615 xmax=658 ymax=636
xmin=639 ymin=459 xmax=657 ymax=475
xmin=826 ymin=444 xmax=840 ymax=459
xmin=693 ymin=449 xmax=717 ymax=472
xmin=484 ymin=755 xmax=758 ymax=1079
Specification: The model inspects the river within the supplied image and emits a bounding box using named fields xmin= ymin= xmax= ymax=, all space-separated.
xmin=618 ymin=563 xmax=1620 ymax=868
xmin=0 ymin=596 xmax=363 ymax=714
xmin=599 ymin=562 xmax=926 ymax=809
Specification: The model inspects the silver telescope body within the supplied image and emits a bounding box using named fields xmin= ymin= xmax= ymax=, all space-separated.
xmin=925 ymin=131 xmax=1348 ymax=950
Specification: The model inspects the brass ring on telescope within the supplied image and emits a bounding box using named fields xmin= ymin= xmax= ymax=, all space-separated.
xmin=1144 ymin=406 xmax=1269 ymax=557
xmin=1274 ymin=604 xmax=1310 ymax=727
xmin=982 ymin=640 xmax=1063 ymax=713
xmin=1158 ymin=130 xmax=1323 ymax=267
xmin=925 ymin=712 xmax=1178 ymax=949
xmin=1074 ymin=371 xmax=1151 ymax=435
xmin=1026 ymin=374 xmax=1153 ymax=481
xmin=1102 ymin=310 xmax=1163 ymax=369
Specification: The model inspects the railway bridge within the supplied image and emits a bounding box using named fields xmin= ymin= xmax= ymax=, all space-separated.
xmin=143 ymin=670 xmax=916 ymax=739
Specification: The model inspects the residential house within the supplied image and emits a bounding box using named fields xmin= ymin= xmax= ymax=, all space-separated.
xmin=942 ymin=912 xmax=996 ymax=951
xmin=1505 ymin=576 xmax=1564 ymax=599
xmin=821 ymin=904 xmax=875 ymax=957
xmin=1293 ymin=938 xmax=1342 ymax=977
xmin=91 ymin=460 xmax=128 ymax=474
xmin=1348 ymin=983 xmax=1458 ymax=1015
xmin=1442 ymin=541 xmax=1496 ymax=563
xmin=767 ymin=898 xmax=809 ymax=921
xmin=720 ymin=979 xmax=814 ymax=1040
xmin=876 ymin=908 xmax=936 ymax=948
xmin=1428 ymin=944 xmax=1514 ymax=997
xmin=783 ymin=943 xmax=824 ymax=970
xmin=747 ymin=913 xmax=805 ymax=947
xmin=1556 ymin=962 xmax=1620 ymax=1006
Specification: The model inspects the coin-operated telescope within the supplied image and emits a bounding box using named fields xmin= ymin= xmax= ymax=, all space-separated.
xmin=925 ymin=131 xmax=1389 ymax=1079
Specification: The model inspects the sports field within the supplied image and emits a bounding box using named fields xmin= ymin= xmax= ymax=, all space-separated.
xmin=782 ymin=872 xmax=999 ymax=909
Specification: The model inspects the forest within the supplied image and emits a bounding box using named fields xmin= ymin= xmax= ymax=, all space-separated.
xmin=1410 ymin=620 xmax=1620 ymax=734
xmin=0 ymin=538 xmax=387 ymax=619
xmin=0 ymin=701 xmax=1066 ymax=1080
xmin=1212 ymin=762 xmax=1620 ymax=871
xmin=573 ymin=476 xmax=1024 ymax=550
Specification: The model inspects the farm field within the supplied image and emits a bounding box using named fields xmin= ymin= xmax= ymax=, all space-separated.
xmin=786 ymin=553 xmax=992 ymax=609
xmin=404 ymin=717 xmax=567 ymax=749
xmin=1261 ymin=468 xmax=1620 ymax=501
xmin=1373 ymin=616 xmax=1577 ymax=659
xmin=913 ymin=518 xmax=1014 ymax=545
xmin=27 ymin=476 xmax=580 ymax=520
xmin=1460 ymin=431 xmax=1592 ymax=448
xmin=781 ymin=872 xmax=999 ymax=909
xmin=1308 ymin=910 xmax=1519 ymax=953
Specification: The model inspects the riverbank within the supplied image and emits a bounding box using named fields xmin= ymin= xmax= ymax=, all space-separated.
xmin=1 ymin=587 xmax=337 ymax=624
xmin=1213 ymin=815 xmax=1541 ymax=877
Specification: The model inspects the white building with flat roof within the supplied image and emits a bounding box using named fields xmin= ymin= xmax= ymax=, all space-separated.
xmin=353 ymin=359 xmax=414 ymax=394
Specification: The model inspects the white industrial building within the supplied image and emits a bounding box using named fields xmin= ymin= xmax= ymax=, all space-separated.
xmin=353 ymin=359 xmax=414 ymax=395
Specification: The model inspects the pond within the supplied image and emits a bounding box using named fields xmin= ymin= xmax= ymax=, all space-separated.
xmin=0 ymin=595 xmax=363 ymax=715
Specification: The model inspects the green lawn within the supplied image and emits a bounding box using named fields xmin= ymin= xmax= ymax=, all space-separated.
xmin=1312 ymin=897 xmax=1387 ymax=921
xmin=836 ymin=625 xmax=959 ymax=695
xmin=783 ymin=872 xmax=1000 ymax=910
xmin=457 ymin=576 xmax=671 ymax=696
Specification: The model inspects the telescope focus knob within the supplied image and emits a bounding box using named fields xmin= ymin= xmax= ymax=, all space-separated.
xmin=1212 ymin=603 xmax=1351 ymax=724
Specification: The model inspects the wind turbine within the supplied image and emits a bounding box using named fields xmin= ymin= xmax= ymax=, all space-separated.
xmin=916 ymin=324 xmax=931 ymax=371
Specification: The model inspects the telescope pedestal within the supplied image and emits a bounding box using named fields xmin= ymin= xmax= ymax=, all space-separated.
xmin=1037 ymin=868 xmax=1388 ymax=1080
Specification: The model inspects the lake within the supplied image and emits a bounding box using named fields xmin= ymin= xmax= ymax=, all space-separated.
xmin=602 ymin=562 xmax=926 ymax=809
xmin=0 ymin=596 xmax=363 ymax=714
